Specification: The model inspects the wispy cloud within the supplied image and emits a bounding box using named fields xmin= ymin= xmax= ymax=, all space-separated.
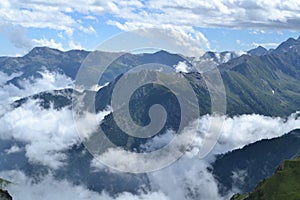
xmin=252 ymin=42 xmax=279 ymax=48
xmin=32 ymin=38 xmax=64 ymax=50
xmin=1 ymin=171 xmax=170 ymax=200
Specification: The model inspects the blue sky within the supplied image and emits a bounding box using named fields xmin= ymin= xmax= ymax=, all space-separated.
xmin=0 ymin=0 xmax=300 ymax=56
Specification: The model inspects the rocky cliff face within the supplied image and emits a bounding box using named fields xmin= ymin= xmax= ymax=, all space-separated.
xmin=0 ymin=189 xmax=12 ymax=200
xmin=0 ymin=178 xmax=12 ymax=200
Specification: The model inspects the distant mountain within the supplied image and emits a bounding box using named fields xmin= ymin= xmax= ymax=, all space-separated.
xmin=0 ymin=47 xmax=185 ymax=86
xmin=3 ymin=37 xmax=300 ymax=154
xmin=247 ymin=46 xmax=268 ymax=56
xmin=3 ymin=36 xmax=300 ymax=118
xmin=231 ymin=157 xmax=300 ymax=200
xmin=219 ymin=36 xmax=300 ymax=116
xmin=212 ymin=129 xmax=300 ymax=195
xmin=200 ymin=51 xmax=241 ymax=64
xmin=273 ymin=37 xmax=300 ymax=54
xmin=1 ymin=47 xmax=88 ymax=84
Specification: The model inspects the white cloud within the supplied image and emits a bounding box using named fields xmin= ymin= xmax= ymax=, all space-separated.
xmin=91 ymin=111 xmax=300 ymax=199
xmin=79 ymin=25 xmax=96 ymax=34
xmin=149 ymin=158 xmax=223 ymax=200
xmin=174 ymin=61 xmax=192 ymax=73
xmin=0 ymin=1 xmax=112 ymax=36
xmin=97 ymin=26 xmax=207 ymax=58
xmin=0 ymin=70 xmax=110 ymax=169
xmin=252 ymin=42 xmax=279 ymax=48
xmin=0 ymin=71 xmax=22 ymax=87
xmin=0 ymin=99 xmax=79 ymax=169
xmin=32 ymin=38 xmax=64 ymax=50
xmin=88 ymin=82 xmax=109 ymax=92
xmin=93 ymin=111 xmax=300 ymax=173
xmin=205 ymin=112 xmax=300 ymax=156
xmin=0 ymin=24 xmax=33 ymax=50
xmin=68 ymin=40 xmax=83 ymax=50
xmin=1 ymin=0 xmax=300 ymax=54
xmin=0 ymin=70 xmax=73 ymax=106
xmin=0 ymin=171 xmax=170 ymax=200
xmin=0 ymin=98 xmax=112 ymax=169
xmin=5 ymin=145 xmax=22 ymax=154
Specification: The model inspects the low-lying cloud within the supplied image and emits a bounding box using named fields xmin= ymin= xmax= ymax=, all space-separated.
xmin=0 ymin=70 xmax=73 ymax=106
xmin=0 ymin=170 xmax=170 ymax=200
xmin=90 ymin=111 xmax=300 ymax=199
xmin=1 ymin=69 xmax=300 ymax=199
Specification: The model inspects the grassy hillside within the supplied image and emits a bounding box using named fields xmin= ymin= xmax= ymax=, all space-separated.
xmin=213 ymin=129 xmax=300 ymax=195
xmin=231 ymin=157 xmax=300 ymax=200
xmin=221 ymin=52 xmax=300 ymax=116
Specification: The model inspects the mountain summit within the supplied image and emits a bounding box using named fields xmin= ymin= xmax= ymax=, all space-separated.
xmin=247 ymin=46 xmax=268 ymax=56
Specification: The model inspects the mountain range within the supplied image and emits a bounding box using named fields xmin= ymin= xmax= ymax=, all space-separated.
xmin=1 ymin=36 xmax=300 ymax=199
xmin=2 ymin=37 xmax=300 ymax=117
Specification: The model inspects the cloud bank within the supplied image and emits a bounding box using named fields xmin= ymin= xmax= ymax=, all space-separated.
xmin=0 ymin=171 xmax=169 ymax=200
xmin=0 ymin=69 xmax=299 ymax=199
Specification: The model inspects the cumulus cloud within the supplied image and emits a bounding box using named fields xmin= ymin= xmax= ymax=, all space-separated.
xmin=0 ymin=70 xmax=73 ymax=106
xmin=0 ymin=170 xmax=170 ymax=200
xmin=1 ymin=100 xmax=73 ymax=168
xmin=32 ymin=38 xmax=64 ymax=51
xmin=91 ymin=111 xmax=300 ymax=199
xmin=204 ymin=112 xmax=300 ymax=156
xmin=112 ymin=0 xmax=300 ymax=31
xmin=88 ymin=82 xmax=109 ymax=92
xmin=0 ymin=24 xmax=32 ymax=50
xmin=174 ymin=61 xmax=192 ymax=73
xmin=2 ymin=0 xmax=300 ymax=54
xmin=97 ymin=26 xmax=207 ymax=58
xmin=68 ymin=40 xmax=83 ymax=50
xmin=0 ymin=98 xmax=112 ymax=169
xmin=0 ymin=71 xmax=22 ymax=87
xmin=0 ymin=0 xmax=111 ymax=37
xmin=149 ymin=157 xmax=222 ymax=200
xmin=252 ymin=42 xmax=279 ymax=48
xmin=5 ymin=145 xmax=22 ymax=154
xmin=93 ymin=111 xmax=300 ymax=173
xmin=0 ymin=70 xmax=110 ymax=169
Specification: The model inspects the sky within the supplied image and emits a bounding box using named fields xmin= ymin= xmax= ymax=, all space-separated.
xmin=0 ymin=0 xmax=300 ymax=56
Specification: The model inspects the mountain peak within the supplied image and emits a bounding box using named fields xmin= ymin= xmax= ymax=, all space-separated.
xmin=27 ymin=46 xmax=62 ymax=57
xmin=153 ymin=50 xmax=173 ymax=56
xmin=286 ymin=37 xmax=297 ymax=43
xmin=274 ymin=37 xmax=300 ymax=54
xmin=200 ymin=51 xmax=240 ymax=64
xmin=247 ymin=46 xmax=268 ymax=56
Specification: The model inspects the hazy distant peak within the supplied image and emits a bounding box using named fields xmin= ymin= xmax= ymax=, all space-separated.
xmin=247 ymin=46 xmax=268 ymax=56
xmin=27 ymin=46 xmax=62 ymax=57
xmin=274 ymin=36 xmax=300 ymax=54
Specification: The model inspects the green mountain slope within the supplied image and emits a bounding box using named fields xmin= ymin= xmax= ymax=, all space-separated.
xmin=221 ymin=51 xmax=300 ymax=116
xmin=231 ymin=157 xmax=300 ymax=200
xmin=213 ymin=129 xmax=300 ymax=195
